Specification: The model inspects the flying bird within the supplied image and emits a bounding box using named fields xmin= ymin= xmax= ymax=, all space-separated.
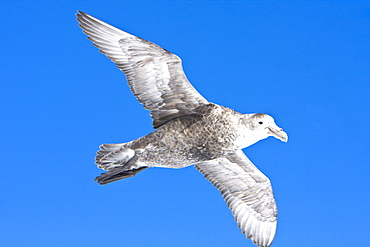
xmin=77 ymin=11 xmax=288 ymax=247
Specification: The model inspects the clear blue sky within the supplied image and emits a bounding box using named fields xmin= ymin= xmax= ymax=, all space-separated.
xmin=1 ymin=1 xmax=369 ymax=247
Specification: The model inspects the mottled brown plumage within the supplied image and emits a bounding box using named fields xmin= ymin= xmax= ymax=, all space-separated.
xmin=77 ymin=11 xmax=288 ymax=247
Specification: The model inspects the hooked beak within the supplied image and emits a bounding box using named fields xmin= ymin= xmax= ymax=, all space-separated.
xmin=268 ymin=126 xmax=288 ymax=142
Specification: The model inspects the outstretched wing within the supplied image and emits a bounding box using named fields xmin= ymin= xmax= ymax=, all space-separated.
xmin=195 ymin=150 xmax=277 ymax=247
xmin=76 ymin=11 xmax=209 ymax=128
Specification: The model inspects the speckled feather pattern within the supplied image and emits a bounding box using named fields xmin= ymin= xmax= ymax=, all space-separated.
xmin=77 ymin=11 xmax=288 ymax=247
xmin=129 ymin=104 xmax=250 ymax=168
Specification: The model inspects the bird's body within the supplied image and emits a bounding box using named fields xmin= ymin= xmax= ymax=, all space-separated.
xmin=122 ymin=104 xmax=246 ymax=168
xmin=77 ymin=11 xmax=288 ymax=247
xmin=97 ymin=104 xmax=274 ymax=172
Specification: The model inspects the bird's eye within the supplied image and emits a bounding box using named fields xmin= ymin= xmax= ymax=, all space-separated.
xmin=258 ymin=121 xmax=263 ymax=125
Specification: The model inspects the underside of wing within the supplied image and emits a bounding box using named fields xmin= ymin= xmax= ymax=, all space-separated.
xmin=195 ymin=150 xmax=277 ymax=247
xmin=76 ymin=11 xmax=209 ymax=128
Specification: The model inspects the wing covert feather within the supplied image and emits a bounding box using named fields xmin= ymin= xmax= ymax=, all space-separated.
xmin=195 ymin=150 xmax=277 ymax=247
xmin=76 ymin=11 xmax=209 ymax=128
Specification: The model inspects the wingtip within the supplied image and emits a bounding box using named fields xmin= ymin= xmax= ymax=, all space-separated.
xmin=76 ymin=11 xmax=91 ymax=21
xmin=76 ymin=10 xmax=85 ymax=16
xmin=75 ymin=10 xmax=82 ymax=18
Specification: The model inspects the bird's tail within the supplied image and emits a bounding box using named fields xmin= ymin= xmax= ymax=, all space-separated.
xmin=94 ymin=142 xmax=147 ymax=185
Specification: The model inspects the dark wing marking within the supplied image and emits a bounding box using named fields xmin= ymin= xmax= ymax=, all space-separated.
xmin=195 ymin=150 xmax=277 ymax=247
xmin=95 ymin=167 xmax=148 ymax=185
xmin=76 ymin=11 xmax=209 ymax=128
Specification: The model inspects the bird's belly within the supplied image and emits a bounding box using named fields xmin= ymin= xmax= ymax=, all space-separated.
xmin=134 ymin=117 xmax=241 ymax=168
xmin=138 ymin=141 xmax=230 ymax=169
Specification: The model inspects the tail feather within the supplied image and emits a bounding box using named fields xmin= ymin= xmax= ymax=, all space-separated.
xmin=95 ymin=143 xmax=135 ymax=170
xmin=95 ymin=142 xmax=147 ymax=184
xmin=96 ymin=143 xmax=126 ymax=162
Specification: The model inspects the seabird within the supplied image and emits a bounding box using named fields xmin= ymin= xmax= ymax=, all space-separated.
xmin=77 ymin=11 xmax=288 ymax=247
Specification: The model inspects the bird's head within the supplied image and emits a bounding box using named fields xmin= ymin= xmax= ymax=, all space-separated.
xmin=248 ymin=113 xmax=288 ymax=142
